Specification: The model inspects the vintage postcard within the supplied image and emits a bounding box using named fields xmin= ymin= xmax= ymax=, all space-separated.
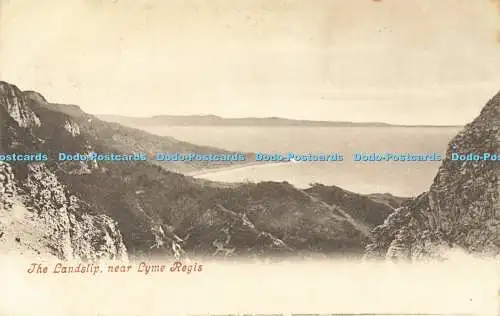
xmin=0 ymin=0 xmax=499 ymax=315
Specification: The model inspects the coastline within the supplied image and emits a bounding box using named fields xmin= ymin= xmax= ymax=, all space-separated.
xmin=184 ymin=160 xmax=429 ymax=197
xmin=185 ymin=160 xmax=291 ymax=177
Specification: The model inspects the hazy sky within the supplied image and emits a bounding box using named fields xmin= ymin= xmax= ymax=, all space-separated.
xmin=1 ymin=0 xmax=500 ymax=124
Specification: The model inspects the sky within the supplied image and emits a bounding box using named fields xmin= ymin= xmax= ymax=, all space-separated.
xmin=1 ymin=0 xmax=500 ymax=125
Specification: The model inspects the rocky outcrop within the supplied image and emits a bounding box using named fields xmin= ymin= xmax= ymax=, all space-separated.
xmin=64 ymin=120 xmax=81 ymax=136
xmin=0 ymin=161 xmax=127 ymax=261
xmin=150 ymin=223 xmax=185 ymax=258
xmin=0 ymin=81 xmax=41 ymax=128
xmin=365 ymin=91 xmax=500 ymax=261
xmin=0 ymin=162 xmax=16 ymax=210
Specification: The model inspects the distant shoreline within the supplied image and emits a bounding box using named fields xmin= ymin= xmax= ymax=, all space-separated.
xmin=186 ymin=161 xmax=289 ymax=177
xmin=140 ymin=124 xmax=463 ymax=128
xmin=97 ymin=114 xmax=464 ymax=129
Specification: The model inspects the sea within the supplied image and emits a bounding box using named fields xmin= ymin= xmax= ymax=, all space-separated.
xmin=139 ymin=125 xmax=461 ymax=197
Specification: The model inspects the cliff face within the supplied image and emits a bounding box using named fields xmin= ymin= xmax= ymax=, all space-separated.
xmin=0 ymin=82 xmax=41 ymax=128
xmin=0 ymin=162 xmax=127 ymax=261
xmin=365 ymin=91 xmax=500 ymax=261
xmin=0 ymin=81 xmax=127 ymax=261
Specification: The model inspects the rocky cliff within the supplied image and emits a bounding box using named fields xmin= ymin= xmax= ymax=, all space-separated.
xmin=0 ymin=161 xmax=127 ymax=261
xmin=0 ymin=83 xmax=41 ymax=129
xmin=0 ymin=81 xmax=127 ymax=261
xmin=365 ymin=91 xmax=500 ymax=261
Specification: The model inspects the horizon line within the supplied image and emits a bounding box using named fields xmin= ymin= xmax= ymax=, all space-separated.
xmin=94 ymin=113 xmax=465 ymax=127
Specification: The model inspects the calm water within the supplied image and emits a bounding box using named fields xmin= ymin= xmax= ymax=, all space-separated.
xmin=140 ymin=125 xmax=461 ymax=197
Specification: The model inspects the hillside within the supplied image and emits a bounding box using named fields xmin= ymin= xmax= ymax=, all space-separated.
xmin=0 ymin=81 xmax=402 ymax=260
xmin=365 ymin=90 xmax=500 ymax=261
xmin=19 ymin=93 xmax=259 ymax=174
xmin=305 ymin=184 xmax=406 ymax=230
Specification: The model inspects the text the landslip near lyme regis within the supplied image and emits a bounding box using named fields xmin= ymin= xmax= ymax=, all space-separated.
xmin=26 ymin=261 xmax=204 ymax=275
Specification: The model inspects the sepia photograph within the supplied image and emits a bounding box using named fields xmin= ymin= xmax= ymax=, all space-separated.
xmin=0 ymin=0 xmax=499 ymax=315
